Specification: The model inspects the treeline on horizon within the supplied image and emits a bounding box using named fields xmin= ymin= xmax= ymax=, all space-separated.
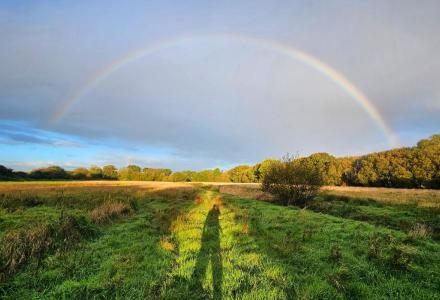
xmin=1 ymin=134 xmax=439 ymax=189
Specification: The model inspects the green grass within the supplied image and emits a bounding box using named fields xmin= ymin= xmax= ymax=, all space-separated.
xmin=0 ymin=184 xmax=439 ymax=299
xmin=308 ymin=194 xmax=440 ymax=240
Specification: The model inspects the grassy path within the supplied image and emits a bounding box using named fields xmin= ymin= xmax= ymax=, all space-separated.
xmin=160 ymin=191 xmax=291 ymax=299
xmin=160 ymin=190 xmax=440 ymax=299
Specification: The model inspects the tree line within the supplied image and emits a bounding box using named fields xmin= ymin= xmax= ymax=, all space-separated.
xmin=1 ymin=134 xmax=438 ymax=188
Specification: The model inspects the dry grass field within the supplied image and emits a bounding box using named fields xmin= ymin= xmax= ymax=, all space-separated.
xmin=215 ymin=183 xmax=440 ymax=208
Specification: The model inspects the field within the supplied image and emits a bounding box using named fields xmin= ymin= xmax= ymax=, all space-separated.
xmin=0 ymin=182 xmax=439 ymax=299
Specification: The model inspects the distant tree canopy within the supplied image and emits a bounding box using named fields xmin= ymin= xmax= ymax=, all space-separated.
xmin=29 ymin=166 xmax=69 ymax=180
xmin=227 ymin=165 xmax=256 ymax=183
xmin=88 ymin=166 xmax=103 ymax=179
xmin=0 ymin=134 xmax=438 ymax=189
xmin=168 ymin=171 xmax=195 ymax=182
xmin=346 ymin=134 xmax=440 ymax=188
xmin=102 ymin=165 xmax=118 ymax=179
xmin=69 ymin=167 xmax=89 ymax=180
xmin=142 ymin=168 xmax=172 ymax=181
xmin=0 ymin=165 xmax=16 ymax=180
xmin=296 ymin=153 xmax=355 ymax=186
xmin=118 ymin=165 xmax=142 ymax=181
xmin=253 ymin=159 xmax=280 ymax=182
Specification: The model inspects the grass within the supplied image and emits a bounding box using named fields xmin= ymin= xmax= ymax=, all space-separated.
xmin=0 ymin=182 xmax=439 ymax=299
xmin=321 ymin=186 xmax=440 ymax=208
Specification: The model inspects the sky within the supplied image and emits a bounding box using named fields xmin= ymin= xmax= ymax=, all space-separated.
xmin=1 ymin=0 xmax=439 ymax=171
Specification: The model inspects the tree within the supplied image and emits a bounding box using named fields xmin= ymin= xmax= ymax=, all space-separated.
xmin=29 ymin=166 xmax=69 ymax=180
xmin=345 ymin=134 xmax=439 ymax=188
xmin=102 ymin=165 xmax=118 ymax=179
xmin=168 ymin=171 xmax=195 ymax=182
xmin=118 ymin=165 xmax=142 ymax=181
xmin=227 ymin=165 xmax=256 ymax=183
xmin=88 ymin=165 xmax=103 ymax=179
xmin=142 ymin=168 xmax=172 ymax=181
xmin=297 ymin=153 xmax=342 ymax=186
xmin=262 ymin=155 xmax=323 ymax=207
xmin=69 ymin=167 xmax=89 ymax=180
xmin=191 ymin=168 xmax=228 ymax=182
xmin=0 ymin=165 xmax=14 ymax=179
xmin=253 ymin=159 xmax=280 ymax=182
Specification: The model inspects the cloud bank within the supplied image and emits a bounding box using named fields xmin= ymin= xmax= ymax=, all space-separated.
xmin=1 ymin=1 xmax=439 ymax=170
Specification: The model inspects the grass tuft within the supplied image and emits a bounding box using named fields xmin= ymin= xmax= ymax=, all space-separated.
xmin=408 ymin=223 xmax=432 ymax=240
xmin=390 ymin=244 xmax=417 ymax=269
xmin=90 ymin=202 xmax=133 ymax=224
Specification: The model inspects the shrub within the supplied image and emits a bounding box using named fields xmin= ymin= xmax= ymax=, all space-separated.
xmin=262 ymin=154 xmax=323 ymax=207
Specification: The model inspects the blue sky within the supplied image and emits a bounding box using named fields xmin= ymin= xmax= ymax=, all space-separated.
xmin=1 ymin=1 xmax=439 ymax=171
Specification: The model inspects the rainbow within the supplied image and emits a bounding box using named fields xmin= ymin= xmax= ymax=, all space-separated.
xmin=51 ymin=33 xmax=397 ymax=146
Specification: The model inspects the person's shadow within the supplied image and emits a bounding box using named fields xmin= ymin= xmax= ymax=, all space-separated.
xmin=190 ymin=204 xmax=223 ymax=299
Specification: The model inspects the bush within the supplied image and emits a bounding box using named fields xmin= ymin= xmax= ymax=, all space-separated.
xmin=262 ymin=154 xmax=323 ymax=207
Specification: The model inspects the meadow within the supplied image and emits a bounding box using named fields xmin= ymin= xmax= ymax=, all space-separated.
xmin=0 ymin=182 xmax=439 ymax=299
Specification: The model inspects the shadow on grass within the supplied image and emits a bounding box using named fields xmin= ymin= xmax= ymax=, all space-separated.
xmin=190 ymin=204 xmax=223 ymax=299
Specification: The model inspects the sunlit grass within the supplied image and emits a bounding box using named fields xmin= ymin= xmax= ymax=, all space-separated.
xmin=322 ymin=186 xmax=440 ymax=208
xmin=0 ymin=182 xmax=439 ymax=299
xmin=160 ymin=191 xmax=290 ymax=299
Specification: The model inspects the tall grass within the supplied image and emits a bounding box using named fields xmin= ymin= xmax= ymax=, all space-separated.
xmin=0 ymin=213 xmax=96 ymax=281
